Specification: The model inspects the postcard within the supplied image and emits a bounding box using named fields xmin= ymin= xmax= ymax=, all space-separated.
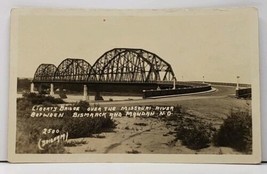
xmin=8 ymin=8 xmax=261 ymax=163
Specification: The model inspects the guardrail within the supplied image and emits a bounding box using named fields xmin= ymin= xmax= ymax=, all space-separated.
xmin=236 ymin=88 xmax=251 ymax=98
xmin=143 ymin=85 xmax=212 ymax=98
xmin=190 ymin=81 xmax=251 ymax=88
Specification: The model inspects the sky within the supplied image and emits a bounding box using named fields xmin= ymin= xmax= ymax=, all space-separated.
xmin=15 ymin=8 xmax=258 ymax=84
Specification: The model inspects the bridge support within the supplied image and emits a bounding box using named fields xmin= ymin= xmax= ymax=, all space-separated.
xmin=38 ymin=84 xmax=42 ymax=93
xmin=30 ymin=83 xmax=34 ymax=93
xmin=50 ymin=83 xmax=54 ymax=96
xmin=172 ymin=77 xmax=176 ymax=89
xmin=95 ymin=91 xmax=104 ymax=101
xmin=83 ymin=85 xmax=88 ymax=101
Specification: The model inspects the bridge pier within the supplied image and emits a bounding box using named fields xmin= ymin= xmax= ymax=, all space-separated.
xmin=38 ymin=84 xmax=42 ymax=93
xmin=95 ymin=91 xmax=104 ymax=101
xmin=50 ymin=83 xmax=54 ymax=96
xmin=30 ymin=83 xmax=34 ymax=93
xmin=173 ymin=77 xmax=176 ymax=89
xmin=83 ymin=85 xmax=88 ymax=101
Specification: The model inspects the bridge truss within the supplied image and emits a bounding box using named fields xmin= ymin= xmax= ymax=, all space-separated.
xmin=33 ymin=48 xmax=175 ymax=83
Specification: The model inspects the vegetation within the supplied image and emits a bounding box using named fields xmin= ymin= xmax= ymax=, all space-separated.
xmin=126 ymin=149 xmax=141 ymax=154
xmin=134 ymin=123 xmax=147 ymax=126
xmin=176 ymin=120 xmax=213 ymax=150
xmin=213 ymin=110 xmax=252 ymax=153
xmin=17 ymin=78 xmax=31 ymax=92
xmin=84 ymin=148 xmax=96 ymax=152
xmin=20 ymin=92 xmax=65 ymax=105
xmin=172 ymin=113 xmax=214 ymax=150
xmin=165 ymin=105 xmax=209 ymax=149
xmin=16 ymin=93 xmax=252 ymax=154
xmin=64 ymin=139 xmax=87 ymax=147
xmin=166 ymin=105 xmax=252 ymax=152
xmin=16 ymin=93 xmax=116 ymax=153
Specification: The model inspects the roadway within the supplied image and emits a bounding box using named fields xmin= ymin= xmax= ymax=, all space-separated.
xmin=92 ymin=85 xmax=236 ymax=106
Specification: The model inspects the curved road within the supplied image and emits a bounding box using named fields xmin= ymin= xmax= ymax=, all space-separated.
xmin=92 ymin=85 xmax=236 ymax=106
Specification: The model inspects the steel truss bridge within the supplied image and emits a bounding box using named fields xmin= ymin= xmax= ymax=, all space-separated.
xmin=33 ymin=48 xmax=175 ymax=84
xmin=31 ymin=48 xmax=213 ymax=100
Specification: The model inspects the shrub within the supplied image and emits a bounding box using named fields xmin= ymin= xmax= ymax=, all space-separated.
xmin=17 ymin=78 xmax=31 ymax=92
xmin=16 ymin=116 xmax=67 ymax=154
xmin=213 ymin=110 xmax=252 ymax=153
xmin=17 ymin=98 xmax=32 ymax=111
xmin=62 ymin=101 xmax=115 ymax=138
xmin=164 ymin=105 xmax=183 ymax=122
xmin=59 ymin=92 xmax=67 ymax=99
xmin=21 ymin=92 xmax=65 ymax=105
xmin=173 ymin=104 xmax=182 ymax=114
xmin=73 ymin=100 xmax=90 ymax=112
xmin=16 ymin=96 xmax=116 ymax=153
xmin=176 ymin=120 xmax=212 ymax=150
xmin=171 ymin=105 xmax=213 ymax=150
xmin=63 ymin=116 xmax=115 ymax=139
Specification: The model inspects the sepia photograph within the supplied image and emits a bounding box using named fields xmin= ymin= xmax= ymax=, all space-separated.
xmin=8 ymin=8 xmax=261 ymax=163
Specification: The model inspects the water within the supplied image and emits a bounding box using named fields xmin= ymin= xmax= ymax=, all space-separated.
xmin=17 ymin=93 xmax=142 ymax=103
xmin=63 ymin=94 xmax=142 ymax=102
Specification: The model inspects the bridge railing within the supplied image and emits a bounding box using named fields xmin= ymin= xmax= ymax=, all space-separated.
xmin=143 ymin=84 xmax=212 ymax=98
xmin=32 ymin=79 xmax=175 ymax=84
xmin=189 ymin=81 xmax=251 ymax=88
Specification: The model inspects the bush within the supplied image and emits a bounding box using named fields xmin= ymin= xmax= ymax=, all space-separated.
xmin=165 ymin=105 xmax=213 ymax=150
xmin=213 ymin=110 xmax=252 ymax=153
xmin=21 ymin=92 xmax=65 ymax=105
xmin=59 ymin=92 xmax=67 ymax=99
xmin=176 ymin=119 xmax=212 ymax=150
xmin=17 ymin=78 xmax=31 ymax=92
xmin=16 ymin=116 xmax=67 ymax=154
xmin=62 ymin=101 xmax=115 ymax=138
xmin=173 ymin=104 xmax=182 ymax=114
xmin=73 ymin=100 xmax=90 ymax=112
xmin=16 ymin=96 xmax=116 ymax=153
xmin=63 ymin=116 xmax=115 ymax=139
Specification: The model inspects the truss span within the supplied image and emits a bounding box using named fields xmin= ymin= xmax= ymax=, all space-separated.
xmin=99 ymin=51 xmax=158 ymax=82
xmin=33 ymin=48 xmax=176 ymax=83
xmin=33 ymin=64 xmax=57 ymax=82
xmin=90 ymin=48 xmax=175 ymax=82
xmin=53 ymin=58 xmax=95 ymax=82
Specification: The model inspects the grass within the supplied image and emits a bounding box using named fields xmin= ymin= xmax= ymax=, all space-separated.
xmin=16 ymin=88 xmax=252 ymax=154
xmin=16 ymin=93 xmax=116 ymax=153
